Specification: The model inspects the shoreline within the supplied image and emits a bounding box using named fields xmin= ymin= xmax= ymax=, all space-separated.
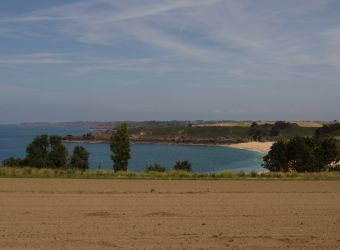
xmin=64 ymin=140 xmax=273 ymax=154
xmin=221 ymin=142 xmax=274 ymax=154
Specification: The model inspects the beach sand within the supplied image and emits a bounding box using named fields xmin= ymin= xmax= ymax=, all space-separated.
xmin=0 ymin=179 xmax=339 ymax=249
xmin=223 ymin=141 xmax=274 ymax=153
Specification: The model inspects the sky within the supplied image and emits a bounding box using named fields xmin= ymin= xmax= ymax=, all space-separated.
xmin=0 ymin=0 xmax=340 ymax=123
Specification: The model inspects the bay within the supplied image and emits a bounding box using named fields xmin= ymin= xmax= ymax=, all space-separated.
xmin=0 ymin=125 xmax=264 ymax=172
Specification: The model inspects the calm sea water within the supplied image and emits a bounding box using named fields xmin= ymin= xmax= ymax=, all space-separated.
xmin=0 ymin=125 xmax=264 ymax=172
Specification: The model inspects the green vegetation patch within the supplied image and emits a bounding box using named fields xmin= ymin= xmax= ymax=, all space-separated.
xmin=130 ymin=125 xmax=258 ymax=139
xmin=128 ymin=123 xmax=318 ymax=140
xmin=279 ymin=125 xmax=316 ymax=139
xmin=1 ymin=167 xmax=340 ymax=180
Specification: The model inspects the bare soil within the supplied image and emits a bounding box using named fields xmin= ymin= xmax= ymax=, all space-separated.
xmin=0 ymin=179 xmax=340 ymax=249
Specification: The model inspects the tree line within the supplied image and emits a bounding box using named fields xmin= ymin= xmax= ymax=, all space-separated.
xmin=263 ymin=122 xmax=340 ymax=172
xmin=3 ymin=135 xmax=89 ymax=170
xmin=263 ymin=136 xmax=339 ymax=172
xmin=314 ymin=122 xmax=340 ymax=139
xmin=248 ymin=121 xmax=293 ymax=141
xmin=249 ymin=121 xmax=340 ymax=142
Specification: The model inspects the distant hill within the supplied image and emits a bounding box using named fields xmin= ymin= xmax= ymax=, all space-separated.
xmin=63 ymin=121 xmax=326 ymax=145
xmin=21 ymin=120 xmax=241 ymax=130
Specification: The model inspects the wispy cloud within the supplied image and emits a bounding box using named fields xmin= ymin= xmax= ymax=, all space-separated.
xmin=1 ymin=0 xmax=340 ymax=121
xmin=0 ymin=0 xmax=219 ymax=23
xmin=0 ymin=0 xmax=222 ymax=60
xmin=0 ymin=53 xmax=70 ymax=65
xmin=0 ymin=0 xmax=336 ymax=66
xmin=1 ymin=0 xmax=340 ymax=79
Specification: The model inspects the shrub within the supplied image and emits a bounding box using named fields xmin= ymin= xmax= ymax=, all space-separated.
xmin=250 ymin=171 xmax=258 ymax=177
xmin=145 ymin=163 xmax=166 ymax=172
xmin=173 ymin=160 xmax=192 ymax=172
xmin=3 ymin=157 xmax=24 ymax=167
xmin=237 ymin=171 xmax=246 ymax=177
xmin=220 ymin=172 xmax=236 ymax=178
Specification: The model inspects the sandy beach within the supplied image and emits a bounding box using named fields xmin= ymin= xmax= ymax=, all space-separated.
xmin=223 ymin=141 xmax=274 ymax=153
xmin=0 ymin=178 xmax=339 ymax=249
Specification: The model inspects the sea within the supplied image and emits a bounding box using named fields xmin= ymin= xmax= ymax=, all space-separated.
xmin=0 ymin=124 xmax=264 ymax=172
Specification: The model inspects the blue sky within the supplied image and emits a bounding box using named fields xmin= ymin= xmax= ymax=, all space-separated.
xmin=0 ymin=0 xmax=340 ymax=123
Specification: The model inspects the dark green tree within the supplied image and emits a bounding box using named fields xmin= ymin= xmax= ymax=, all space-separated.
xmin=25 ymin=134 xmax=50 ymax=168
xmin=248 ymin=122 xmax=267 ymax=141
xmin=69 ymin=146 xmax=90 ymax=170
xmin=249 ymin=122 xmax=259 ymax=139
xmin=263 ymin=140 xmax=289 ymax=172
xmin=263 ymin=136 xmax=338 ymax=172
xmin=110 ymin=123 xmax=131 ymax=172
xmin=270 ymin=121 xmax=292 ymax=136
xmin=173 ymin=160 xmax=192 ymax=172
xmin=286 ymin=136 xmax=316 ymax=172
xmin=314 ymin=138 xmax=338 ymax=171
xmin=15 ymin=134 xmax=70 ymax=168
xmin=48 ymin=135 xmax=68 ymax=168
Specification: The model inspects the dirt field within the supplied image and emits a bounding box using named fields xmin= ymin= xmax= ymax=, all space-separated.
xmin=0 ymin=179 xmax=340 ymax=249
